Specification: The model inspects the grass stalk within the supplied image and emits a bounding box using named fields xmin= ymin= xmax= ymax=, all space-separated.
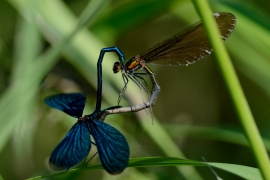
xmin=191 ymin=0 xmax=270 ymax=179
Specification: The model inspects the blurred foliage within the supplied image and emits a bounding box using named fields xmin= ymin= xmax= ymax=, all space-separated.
xmin=0 ymin=0 xmax=270 ymax=179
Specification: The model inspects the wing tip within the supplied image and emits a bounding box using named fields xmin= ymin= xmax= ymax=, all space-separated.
xmin=49 ymin=162 xmax=68 ymax=171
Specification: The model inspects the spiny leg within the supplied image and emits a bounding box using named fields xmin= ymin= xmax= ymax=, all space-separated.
xmin=130 ymin=73 xmax=151 ymax=97
xmin=127 ymin=74 xmax=152 ymax=117
xmin=133 ymin=72 xmax=150 ymax=91
xmin=142 ymin=66 xmax=160 ymax=124
xmin=134 ymin=73 xmax=154 ymax=121
xmin=85 ymin=152 xmax=98 ymax=167
xmin=102 ymin=66 xmax=161 ymax=123
xmin=148 ymin=80 xmax=155 ymax=123
xmin=133 ymin=73 xmax=152 ymax=111
xmin=83 ymin=141 xmax=97 ymax=167
xmin=133 ymin=72 xmax=156 ymax=120
xmin=118 ymin=73 xmax=129 ymax=105
xmin=128 ymin=74 xmax=149 ymax=103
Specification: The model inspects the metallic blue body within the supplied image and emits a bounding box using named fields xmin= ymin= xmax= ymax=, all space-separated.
xmin=96 ymin=47 xmax=124 ymax=113
xmin=44 ymin=47 xmax=129 ymax=174
xmin=44 ymin=92 xmax=130 ymax=173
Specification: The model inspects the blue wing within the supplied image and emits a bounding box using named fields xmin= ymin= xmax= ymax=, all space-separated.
xmin=44 ymin=93 xmax=86 ymax=118
xmin=89 ymin=120 xmax=130 ymax=174
xmin=49 ymin=120 xmax=91 ymax=170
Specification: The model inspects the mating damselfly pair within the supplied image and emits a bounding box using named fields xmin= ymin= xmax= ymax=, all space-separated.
xmin=44 ymin=12 xmax=236 ymax=174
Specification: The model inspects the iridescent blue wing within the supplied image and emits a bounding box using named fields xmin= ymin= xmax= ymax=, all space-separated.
xmin=89 ymin=120 xmax=129 ymax=174
xmin=44 ymin=93 xmax=86 ymax=118
xmin=49 ymin=120 xmax=91 ymax=170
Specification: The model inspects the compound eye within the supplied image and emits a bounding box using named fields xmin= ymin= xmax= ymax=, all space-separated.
xmin=113 ymin=62 xmax=121 ymax=73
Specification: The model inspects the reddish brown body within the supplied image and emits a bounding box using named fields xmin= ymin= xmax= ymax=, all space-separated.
xmin=113 ymin=55 xmax=145 ymax=74
xmin=112 ymin=12 xmax=236 ymax=75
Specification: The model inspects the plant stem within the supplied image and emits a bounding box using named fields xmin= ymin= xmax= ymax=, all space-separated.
xmin=191 ymin=0 xmax=270 ymax=179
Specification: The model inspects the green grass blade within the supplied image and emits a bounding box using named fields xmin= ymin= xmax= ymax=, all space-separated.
xmin=0 ymin=0 xmax=108 ymax=153
xmin=191 ymin=0 xmax=270 ymax=179
xmin=164 ymin=125 xmax=270 ymax=151
xmin=27 ymin=157 xmax=263 ymax=180
xmin=10 ymin=16 xmax=42 ymax=176
xmin=210 ymin=163 xmax=263 ymax=180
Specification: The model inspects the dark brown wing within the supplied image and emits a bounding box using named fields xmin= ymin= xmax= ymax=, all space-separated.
xmin=139 ymin=12 xmax=236 ymax=66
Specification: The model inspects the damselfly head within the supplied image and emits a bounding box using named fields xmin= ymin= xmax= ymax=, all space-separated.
xmin=113 ymin=62 xmax=122 ymax=73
